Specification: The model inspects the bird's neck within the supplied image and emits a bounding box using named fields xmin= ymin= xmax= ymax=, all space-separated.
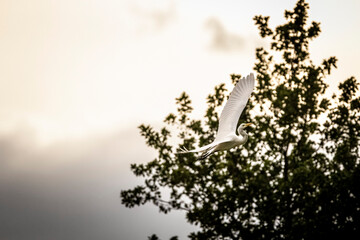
xmin=238 ymin=129 xmax=248 ymax=143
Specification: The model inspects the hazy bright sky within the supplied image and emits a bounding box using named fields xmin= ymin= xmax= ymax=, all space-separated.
xmin=1 ymin=0 xmax=359 ymax=239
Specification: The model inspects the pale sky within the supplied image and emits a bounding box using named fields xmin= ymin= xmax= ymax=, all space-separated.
xmin=1 ymin=0 xmax=359 ymax=239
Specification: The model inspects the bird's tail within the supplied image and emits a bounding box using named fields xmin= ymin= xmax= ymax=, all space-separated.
xmin=176 ymin=146 xmax=191 ymax=154
xmin=176 ymin=146 xmax=204 ymax=154
xmin=176 ymin=142 xmax=219 ymax=159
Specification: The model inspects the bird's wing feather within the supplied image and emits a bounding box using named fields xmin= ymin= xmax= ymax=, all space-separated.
xmin=215 ymin=73 xmax=255 ymax=141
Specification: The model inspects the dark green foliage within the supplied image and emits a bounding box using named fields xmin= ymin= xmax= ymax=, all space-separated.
xmin=148 ymin=234 xmax=160 ymax=240
xmin=147 ymin=234 xmax=178 ymax=240
xmin=121 ymin=1 xmax=360 ymax=239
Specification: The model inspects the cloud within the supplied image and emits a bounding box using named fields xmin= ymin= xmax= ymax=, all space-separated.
xmin=129 ymin=1 xmax=177 ymax=32
xmin=205 ymin=17 xmax=246 ymax=52
xmin=0 ymin=127 xmax=196 ymax=239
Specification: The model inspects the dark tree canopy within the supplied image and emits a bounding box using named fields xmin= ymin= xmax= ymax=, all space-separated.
xmin=121 ymin=1 xmax=360 ymax=239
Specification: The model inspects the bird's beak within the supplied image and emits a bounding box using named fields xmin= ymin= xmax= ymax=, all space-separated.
xmin=244 ymin=123 xmax=254 ymax=128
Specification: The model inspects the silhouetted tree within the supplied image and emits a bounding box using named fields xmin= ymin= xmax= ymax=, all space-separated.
xmin=121 ymin=0 xmax=360 ymax=239
xmin=147 ymin=234 xmax=178 ymax=240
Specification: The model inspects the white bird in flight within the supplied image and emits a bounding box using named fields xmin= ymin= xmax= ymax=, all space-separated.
xmin=178 ymin=73 xmax=255 ymax=159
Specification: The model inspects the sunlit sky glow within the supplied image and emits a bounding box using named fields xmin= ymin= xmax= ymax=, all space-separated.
xmin=1 ymin=0 xmax=359 ymax=239
xmin=1 ymin=0 xmax=359 ymax=143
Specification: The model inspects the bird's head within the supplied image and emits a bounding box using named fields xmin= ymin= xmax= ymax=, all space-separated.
xmin=237 ymin=123 xmax=254 ymax=134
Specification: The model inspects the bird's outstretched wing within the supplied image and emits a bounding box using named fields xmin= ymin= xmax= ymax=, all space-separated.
xmin=214 ymin=73 xmax=255 ymax=141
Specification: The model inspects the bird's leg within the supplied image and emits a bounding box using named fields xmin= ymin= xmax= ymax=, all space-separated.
xmin=197 ymin=145 xmax=217 ymax=160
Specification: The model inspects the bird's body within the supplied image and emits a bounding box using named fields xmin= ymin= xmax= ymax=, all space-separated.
xmin=178 ymin=73 xmax=255 ymax=159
